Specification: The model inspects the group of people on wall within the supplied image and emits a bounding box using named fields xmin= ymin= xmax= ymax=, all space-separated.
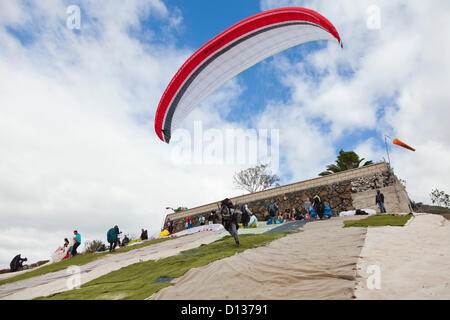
xmin=172 ymin=189 xmax=388 ymax=242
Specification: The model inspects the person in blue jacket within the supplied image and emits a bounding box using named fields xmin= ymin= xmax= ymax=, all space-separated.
xmin=71 ymin=230 xmax=81 ymax=257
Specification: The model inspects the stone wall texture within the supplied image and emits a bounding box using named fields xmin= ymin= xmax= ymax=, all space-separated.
xmin=166 ymin=162 xmax=412 ymax=233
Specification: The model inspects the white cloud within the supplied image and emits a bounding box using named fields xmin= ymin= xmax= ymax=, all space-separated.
xmin=0 ymin=1 xmax=246 ymax=268
xmin=256 ymin=0 xmax=450 ymax=203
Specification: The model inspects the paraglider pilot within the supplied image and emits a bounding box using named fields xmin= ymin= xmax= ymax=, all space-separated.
xmin=220 ymin=198 xmax=240 ymax=247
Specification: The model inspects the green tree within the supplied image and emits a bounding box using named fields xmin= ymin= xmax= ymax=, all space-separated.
xmin=319 ymin=150 xmax=373 ymax=176
xmin=430 ymin=189 xmax=450 ymax=208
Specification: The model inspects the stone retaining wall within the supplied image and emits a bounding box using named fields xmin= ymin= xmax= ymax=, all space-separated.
xmin=166 ymin=162 xmax=411 ymax=233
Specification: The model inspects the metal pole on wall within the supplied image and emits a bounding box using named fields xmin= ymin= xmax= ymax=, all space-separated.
xmin=384 ymin=135 xmax=392 ymax=168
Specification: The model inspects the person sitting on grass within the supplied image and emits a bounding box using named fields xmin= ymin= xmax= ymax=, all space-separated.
xmin=284 ymin=208 xmax=292 ymax=220
xmin=121 ymin=235 xmax=130 ymax=247
xmin=10 ymin=254 xmax=27 ymax=272
xmin=275 ymin=211 xmax=285 ymax=224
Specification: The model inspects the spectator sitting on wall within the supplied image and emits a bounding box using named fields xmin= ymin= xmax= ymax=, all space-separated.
xmin=199 ymin=216 xmax=205 ymax=226
xmin=284 ymin=208 xmax=292 ymax=220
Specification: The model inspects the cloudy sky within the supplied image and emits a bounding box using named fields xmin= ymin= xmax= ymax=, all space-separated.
xmin=0 ymin=0 xmax=449 ymax=268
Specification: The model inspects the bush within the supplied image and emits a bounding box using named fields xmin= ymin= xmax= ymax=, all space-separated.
xmin=83 ymin=240 xmax=104 ymax=254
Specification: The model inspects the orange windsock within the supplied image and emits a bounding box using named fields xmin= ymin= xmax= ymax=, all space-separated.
xmin=393 ymin=139 xmax=415 ymax=152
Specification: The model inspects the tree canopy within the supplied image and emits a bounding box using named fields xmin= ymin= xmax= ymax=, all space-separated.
xmin=319 ymin=150 xmax=373 ymax=176
xmin=233 ymin=164 xmax=280 ymax=193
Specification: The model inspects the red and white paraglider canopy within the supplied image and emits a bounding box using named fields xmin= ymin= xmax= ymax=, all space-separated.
xmin=155 ymin=7 xmax=342 ymax=143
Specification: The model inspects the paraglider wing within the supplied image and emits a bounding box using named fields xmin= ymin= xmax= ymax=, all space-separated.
xmin=393 ymin=139 xmax=416 ymax=152
xmin=155 ymin=7 xmax=342 ymax=143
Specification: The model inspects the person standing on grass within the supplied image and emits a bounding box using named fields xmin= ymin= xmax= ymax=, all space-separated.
xmin=376 ymin=190 xmax=387 ymax=213
xmin=240 ymin=204 xmax=251 ymax=228
xmin=71 ymin=230 xmax=81 ymax=257
xmin=313 ymin=195 xmax=325 ymax=220
xmin=140 ymin=229 xmax=148 ymax=240
xmin=107 ymin=225 xmax=121 ymax=252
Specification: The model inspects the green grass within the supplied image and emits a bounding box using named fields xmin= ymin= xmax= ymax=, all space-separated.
xmin=344 ymin=214 xmax=413 ymax=228
xmin=0 ymin=237 xmax=175 ymax=287
xmin=36 ymin=233 xmax=289 ymax=300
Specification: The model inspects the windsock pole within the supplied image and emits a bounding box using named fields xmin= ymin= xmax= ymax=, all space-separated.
xmin=384 ymin=135 xmax=392 ymax=167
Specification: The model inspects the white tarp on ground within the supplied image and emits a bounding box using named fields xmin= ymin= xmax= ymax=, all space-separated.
xmin=339 ymin=209 xmax=376 ymax=217
xmin=150 ymin=217 xmax=368 ymax=300
xmin=356 ymin=213 xmax=450 ymax=299
xmin=117 ymin=224 xmax=226 ymax=250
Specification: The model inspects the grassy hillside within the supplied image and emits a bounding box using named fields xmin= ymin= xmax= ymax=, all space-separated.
xmin=344 ymin=214 xmax=413 ymax=228
xmin=0 ymin=237 xmax=175 ymax=286
xmin=37 ymin=233 xmax=290 ymax=300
